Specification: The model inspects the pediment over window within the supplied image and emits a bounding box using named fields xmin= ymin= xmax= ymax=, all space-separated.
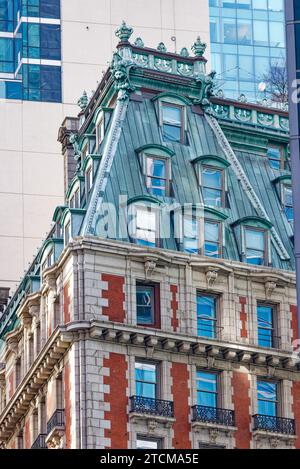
xmin=232 ymin=216 xmax=273 ymax=230
xmin=151 ymin=92 xmax=192 ymax=106
xmin=135 ymin=144 xmax=175 ymax=158
xmin=192 ymin=155 xmax=230 ymax=169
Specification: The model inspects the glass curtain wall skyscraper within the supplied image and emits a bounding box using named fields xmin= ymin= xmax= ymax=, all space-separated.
xmin=0 ymin=0 xmax=61 ymax=102
xmin=209 ymin=0 xmax=286 ymax=101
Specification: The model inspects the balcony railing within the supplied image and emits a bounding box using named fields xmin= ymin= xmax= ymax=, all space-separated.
xmin=31 ymin=434 xmax=48 ymax=449
xmin=47 ymin=409 xmax=65 ymax=434
xmin=130 ymin=396 xmax=174 ymax=418
xmin=253 ymin=414 xmax=296 ymax=435
xmin=192 ymin=405 xmax=235 ymax=427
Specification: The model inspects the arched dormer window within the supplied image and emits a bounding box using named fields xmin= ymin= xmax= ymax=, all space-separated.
xmin=273 ymin=175 xmax=293 ymax=227
xmin=136 ymin=144 xmax=175 ymax=197
xmin=152 ymin=92 xmax=191 ymax=144
xmin=192 ymin=155 xmax=230 ymax=208
xmin=232 ymin=216 xmax=273 ymax=266
xmin=127 ymin=196 xmax=161 ymax=248
xmin=93 ymin=106 xmax=113 ymax=150
xmin=176 ymin=205 xmax=228 ymax=258
xmin=66 ymin=179 xmax=81 ymax=209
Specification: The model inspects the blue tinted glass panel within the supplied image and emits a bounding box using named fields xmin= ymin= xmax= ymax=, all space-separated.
xmin=197 ymin=371 xmax=218 ymax=407
xmin=257 ymin=305 xmax=274 ymax=347
xmin=257 ymin=381 xmax=277 ymax=416
xmin=197 ymin=294 xmax=217 ymax=338
xmin=136 ymin=285 xmax=154 ymax=325
xmin=40 ymin=0 xmax=60 ymax=19
xmin=40 ymin=23 xmax=61 ymax=60
xmin=135 ymin=362 xmax=157 ymax=398
xmin=183 ymin=217 xmax=198 ymax=253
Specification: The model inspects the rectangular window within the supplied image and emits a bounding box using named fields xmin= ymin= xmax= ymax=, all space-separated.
xmin=204 ymin=220 xmax=222 ymax=258
xmin=244 ymin=227 xmax=266 ymax=266
xmin=283 ymin=185 xmax=293 ymax=226
xmin=197 ymin=293 xmax=218 ymax=339
xmin=70 ymin=188 xmax=80 ymax=209
xmin=134 ymin=206 xmax=158 ymax=247
xmin=64 ymin=221 xmax=70 ymax=246
xmin=96 ymin=118 xmax=105 ymax=148
xmin=267 ymin=146 xmax=283 ymax=170
xmin=196 ymin=371 xmax=218 ymax=408
xmin=183 ymin=216 xmax=198 ymax=254
xmin=86 ymin=167 xmax=93 ymax=195
xmin=136 ymin=436 xmax=162 ymax=449
xmin=257 ymin=380 xmax=278 ymax=417
xmin=135 ymin=361 xmax=158 ymax=399
xmin=136 ymin=282 xmax=160 ymax=327
xmin=161 ymin=103 xmax=184 ymax=143
xmin=257 ymin=304 xmax=276 ymax=348
xmin=202 ymin=166 xmax=224 ymax=207
xmin=146 ymin=156 xmax=169 ymax=196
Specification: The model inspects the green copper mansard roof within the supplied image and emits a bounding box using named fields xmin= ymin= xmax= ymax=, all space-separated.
xmin=0 ymin=22 xmax=293 ymax=342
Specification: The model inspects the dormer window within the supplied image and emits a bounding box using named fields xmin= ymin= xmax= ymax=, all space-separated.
xmin=244 ymin=227 xmax=267 ymax=266
xmin=128 ymin=199 xmax=160 ymax=248
xmin=202 ymin=166 xmax=225 ymax=207
xmin=145 ymin=155 xmax=170 ymax=197
xmin=283 ymin=185 xmax=293 ymax=226
xmin=204 ymin=220 xmax=222 ymax=258
xmin=161 ymin=103 xmax=184 ymax=143
xmin=96 ymin=118 xmax=105 ymax=148
xmin=267 ymin=145 xmax=284 ymax=170
xmin=69 ymin=187 xmax=80 ymax=209
xmin=64 ymin=221 xmax=71 ymax=246
xmin=86 ymin=166 xmax=93 ymax=195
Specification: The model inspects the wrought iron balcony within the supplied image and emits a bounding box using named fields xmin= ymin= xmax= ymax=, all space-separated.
xmin=253 ymin=414 xmax=296 ymax=435
xmin=192 ymin=405 xmax=235 ymax=427
xmin=47 ymin=409 xmax=65 ymax=434
xmin=31 ymin=433 xmax=48 ymax=449
xmin=130 ymin=396 xmax=174 ymax=418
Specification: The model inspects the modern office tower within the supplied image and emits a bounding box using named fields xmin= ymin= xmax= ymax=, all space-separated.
xmin=209 ymin=0 xmax=286 ymax=101
xmin=0 ymin=25 xmax=298 ymax=450
xmin=0 ymin=0 xmax=211 ymax=298
xmin=285 ymin=1 xmax=300 ymax=338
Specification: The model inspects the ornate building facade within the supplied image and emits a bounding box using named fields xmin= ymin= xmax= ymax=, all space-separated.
xmin=0 ymin=23 xmax=299 ymax=450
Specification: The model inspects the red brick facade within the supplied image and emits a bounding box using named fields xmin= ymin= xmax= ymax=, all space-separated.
xmin=170 ymin=285 xmax=179 ymax=332
xmin=24 ymin=417 xmax=31 ymax=449
xmin=239 ymin=297 xmax=247 ymax=339
xmin=232 ymin=371 xmax=251 ymax=448
xmin=291 ymin=305 xmax=298 ymax=345
xmin=102 ymin=274 xmax=125 ymax=323
xmin=171 ymin=362 xmax=191 ymax=449
xmin=103 ymin=353 xmax=128 ymax=448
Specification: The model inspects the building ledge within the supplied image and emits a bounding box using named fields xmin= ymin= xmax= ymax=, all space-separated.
xmin=192 ymin=420 xmax=237 ymax=435
xmin=129 ymin=412 xmax=175 ymax=429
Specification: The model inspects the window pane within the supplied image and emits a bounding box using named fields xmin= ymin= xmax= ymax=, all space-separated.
xmin=257 ymin=381 xmax=277 ymax=417
xmin=162 ymin=105 xmax=181 ymax=125
xmin=136 ymin=208 xmax=157 ymax=247
xmin=137 ymin=439 xmax=160 ymax=449
xmin=245 ymin=229 xmax=264 ymax=250
xmin=197 ymin=371 xmax=217 ymax=407
xmin=136 ymin=286 xmax=154 ymax=324
xmin=284 ymin=186 xmax=293 ymax=206
xmin=147 ymin=158 xmax=166 ymax=178
xmin=135 ymin=362 xmax=157 ymax=399
xmin=197 ymin=295 xmax=216 ymax=338
xmin=202 ymin=168 xmax=222 ymax=189
xmin=257 ymin=305 xmax=274 ymax=348
xmin=205 ymin=221 xmax=219 ymax=242
xmin=183 ymin=217 xmax=198 ymax=253
xmin=162 ymin=124 xmax=181 ymax=142
xmin=203 ymin=188 xmax=222 ymax=207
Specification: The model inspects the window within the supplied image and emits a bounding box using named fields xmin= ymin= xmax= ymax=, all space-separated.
xmin=197 ymin=293 xmax=218 ymax=339
xmin=196 ymin=371 xmax=218 ymax=408
xmin=202 ymin=166 xmax=225 ymax=207
xmin=145 ymin=156 xmax=169 ymax=196
xmin=267 ymin=145 xmax=283 ymax=170
xmin=161 ymin=103 xmax=184 ymax=143
xmin=96 ymin=118 xmax=105 ymax=148
xmin=183 ymin=216 xmax=198 ymax=254
xmin=136 ymin=282 xmax=160 ymax=327
xmin=257 ymin=304 xmax=276 ymax=348
xmin=257 ymin=380 xmax=278 ymax=417
xmin=204 ymin=220 xmax=222 ymax=258
xmin=69 ymin=188 xmax=80 ymax=209
xmin=64 ymin=221 xmax=71 ymax=246
xmin=131 ymin=206 xmax=159 ymax=247
xmin=244 ymin=227 xmax=267 ymax=266
xmin=135 ymin=361 xmax=158 ymax=399
xmin=283 ymin=185 xmax=293 ymax=226
xmin=136 ymin=436 xmax=162 ymax=449
xmin=86 ymin=166 xmax=93 ymax=195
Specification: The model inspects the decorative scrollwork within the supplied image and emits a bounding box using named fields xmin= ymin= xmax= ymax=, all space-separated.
xmin=192 ymin=405 xmax=235 ymax=427
xmin=253 ymin=414 xmax=295 ymax=435
xmin=130 ymin=396 xmax=174 ymax=418
xmin=111 ymin=52 xmax=136 ymax=100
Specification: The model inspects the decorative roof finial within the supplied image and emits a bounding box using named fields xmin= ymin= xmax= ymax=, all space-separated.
xmin=180 ymin=47 xmax=189 ymax=58
xmin=157 ymin=42 xmax=167 ymax=53
xmin=134 ymin=37 xmax=144 ymax=48
xmin=77 ymin=90 xmax=88 ymax=110
xmin=192 ymin=36 xmax=207 ymax=57
xmin=115 ymin=20 xmax=133 ymax=42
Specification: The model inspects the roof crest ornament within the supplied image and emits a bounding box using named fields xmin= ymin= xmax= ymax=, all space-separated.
xmin=115 ymin=20 xmax=133 ymax=42
xmin=192 ymin=36 xmax=207 ymax=57
xmin=77 ymin=90 xmax=88 ymax=111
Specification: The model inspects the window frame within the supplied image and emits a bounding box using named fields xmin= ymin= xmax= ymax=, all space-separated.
xmin=135 ymin=360 xmax=160 ymax=400
xmin=96 ymin=117 xmax=105 ymax=148
xmin=161 ymin=102 xmax=185 ymax=144
xmin=243 ymin=225 xmax=268 ymax=266
xmin=85 ymin=165 xmax=93 ymax=196
xmin=201 ymin=164 xmax=226 ymax=208
xmin=267 ymin=144 xmax=285 ymax=170
xmin=64 ymin=220 xmax=71 ymax=246
xmin=196 ymin=292 xmax=219 ymax=339
xmin=282 ymin=184 xmax=293 ymax=226
xmin=257 ymin=379 xmax=279 ymax=418
xmin=181 ymin=215 xmax=223 ymax=258
xmin=69 ymin=187 xmax=80 ymax=209
xmin=204 ymin=218 xmax=223 ymax=258
xmin=130 ymin=204 xmax=160 ymax=248
xmin=136 ymin=281 xmax=161 ymax=329
xmin=144 ymin=153 xmax=171 ymax=197
xmin=257 ymin=302 xmax=279 ymax=349
xmin=196 ymin=369 xmax=220 ymax=409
